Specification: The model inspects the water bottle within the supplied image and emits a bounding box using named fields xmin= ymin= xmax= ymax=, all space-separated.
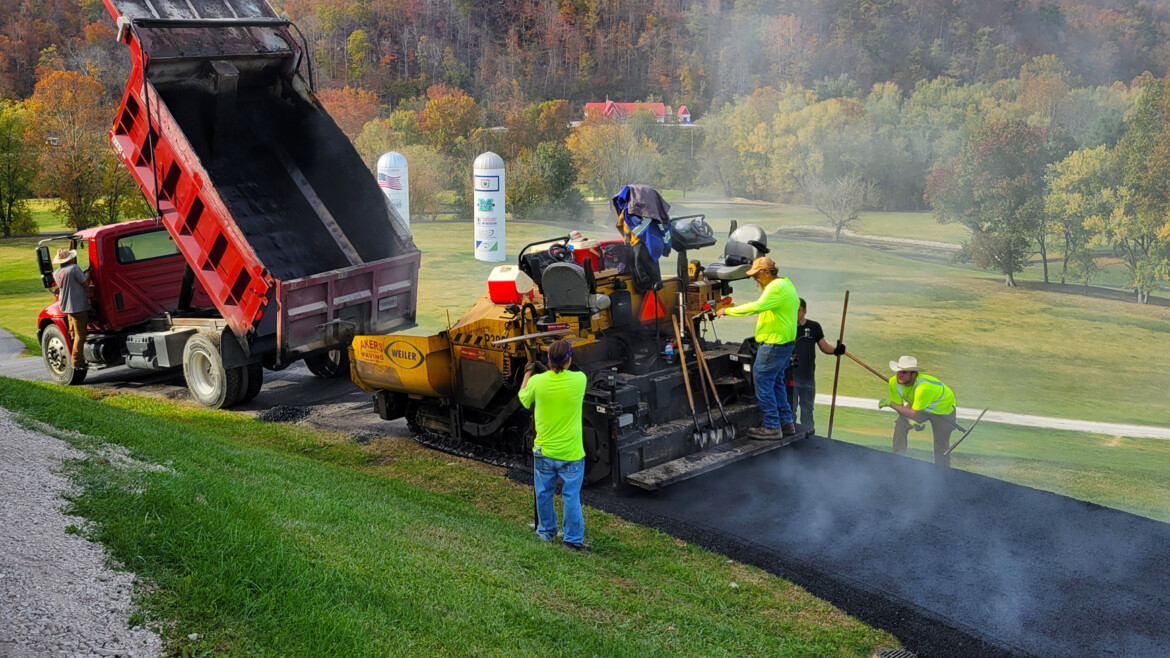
xmin=665 ymin=340 xmax=676 ymax=365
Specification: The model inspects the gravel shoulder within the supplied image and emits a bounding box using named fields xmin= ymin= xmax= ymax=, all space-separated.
xmin=0 ymin=408 xmax=163 ymax=658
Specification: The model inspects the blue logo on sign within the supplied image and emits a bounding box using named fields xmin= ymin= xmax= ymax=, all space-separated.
xmin=474 ymin=175 xmax=500 ymax=192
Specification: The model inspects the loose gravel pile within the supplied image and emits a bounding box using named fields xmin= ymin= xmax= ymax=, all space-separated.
xmin=255 ymin=405 xmax=312 ymax=423
xmin=0 ymin=409 xmax=163 ymax=658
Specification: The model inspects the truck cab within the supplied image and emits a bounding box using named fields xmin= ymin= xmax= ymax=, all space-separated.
xmin=37 ymin=219 xmax=212 ymax=384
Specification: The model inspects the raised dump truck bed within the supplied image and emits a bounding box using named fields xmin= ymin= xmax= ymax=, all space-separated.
xmin=29 ymin=0 xmax=420 ymax=408
xmin=102 ymin=0 xmax=419 ymax=365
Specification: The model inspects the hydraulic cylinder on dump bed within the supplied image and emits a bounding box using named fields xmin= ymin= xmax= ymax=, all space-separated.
xmin=102 ymin=0 xmax=420 ymax=366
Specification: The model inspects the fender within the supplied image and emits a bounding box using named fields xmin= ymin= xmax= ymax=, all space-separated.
xmin=37 ymin=302 xmax=69 ymax=352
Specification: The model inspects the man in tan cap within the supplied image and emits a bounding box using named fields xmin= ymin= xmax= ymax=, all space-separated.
xmin=716 ymin=257 xmax=801 ymax=438
xmin=880 ymin=355 xmax=958 ymax=466
xmin=52 ymin=247 xmax=90 ymax=369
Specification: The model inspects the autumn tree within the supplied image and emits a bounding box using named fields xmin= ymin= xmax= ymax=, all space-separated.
xmin=346 ymin=29 xmax=373 ymax=85
xmin=1045 ymin=146 xmax=1116 ymax=286
xmin=26 ymin=70 xmax=110 ymax=230
xmin=806 ymin=176 xmax=877 ymax=241
xmin=659 ymin=127 xmax=703 ymax=198
xmin=695 ymin=111 xmax=746 ymax=197
xmin=926 ymin=121 xmax=1067 ymax=286
xmin=1100 ymin=80 xmax=1170 ymax=302
xmin=95 ymin=150 xmax=148 ymax=225
xmin=506 ymin=142 xmax=582 ymax=220
xmin=567 ymin=117 xmax=659 ymax=199
xmin=418 ymin=87 xmax=481 ymax=156
xmin=503 ymin=100 xmax=570 ymax=157
xmin=317 ymin=86 xmax=380 ymax=142
xmin=397 ymin=145 xmax=451 ymax=222
xmin=0 ymin=101 xmax=39 ymax=236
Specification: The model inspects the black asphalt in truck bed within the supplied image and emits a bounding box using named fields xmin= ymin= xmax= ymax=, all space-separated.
xmin=161 ymin=86 xmax=406 ymax=281
xmin=580 ymin=437 xmax=1170 ymax=658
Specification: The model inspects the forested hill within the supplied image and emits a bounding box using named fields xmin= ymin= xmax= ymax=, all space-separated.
xmin=3 ymin=0 xmax=1169 ymax=112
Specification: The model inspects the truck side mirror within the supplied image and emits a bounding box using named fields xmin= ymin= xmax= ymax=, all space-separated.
xmin=36 ymin=246 xmax=54 ymax=288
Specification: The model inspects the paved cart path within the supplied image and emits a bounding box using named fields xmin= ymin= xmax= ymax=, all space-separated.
xmin=588 ymin=437 xmax=1170 ymax=658
xmin=818 ymin=394 xmax=1170 ymax=440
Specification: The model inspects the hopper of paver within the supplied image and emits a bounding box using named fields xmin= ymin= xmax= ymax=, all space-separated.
xmin=103 ymin=0 xmax=420 ymax=366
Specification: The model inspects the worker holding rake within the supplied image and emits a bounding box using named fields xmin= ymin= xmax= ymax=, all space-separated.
xmin=880 ymin=356 xmax=958 ymax=467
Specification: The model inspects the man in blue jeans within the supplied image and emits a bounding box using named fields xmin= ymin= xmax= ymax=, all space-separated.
xmin=717 ymin=257 xmax=801 ymax=439
xmin=518 ymin=339 xmax=589 ymax=550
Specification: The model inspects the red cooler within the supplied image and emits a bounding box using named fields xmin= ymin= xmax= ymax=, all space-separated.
xmin=569 ymin=238 xmax=602 ymax=272
xmin=488 ymin=265 xmax=535 ymax=304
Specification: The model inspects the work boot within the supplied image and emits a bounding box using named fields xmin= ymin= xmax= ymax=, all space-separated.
xmin=781 ymin=422 xmax=797 ymax=437
xmin=747 ymin=426 xmax=781 ymax=440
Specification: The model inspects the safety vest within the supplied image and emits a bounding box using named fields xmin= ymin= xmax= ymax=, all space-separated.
xmin=887 ymin=372 xmax=956 ymax=415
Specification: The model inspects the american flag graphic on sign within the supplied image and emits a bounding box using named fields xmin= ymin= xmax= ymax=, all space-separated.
xmin=378 ymin=173 xmax=403 ymax=190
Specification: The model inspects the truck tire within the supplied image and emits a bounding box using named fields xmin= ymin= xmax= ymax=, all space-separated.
xmin=183 ymin=332 xmax=241 ymax=409
xmin=239 ymin=362 xmax=263 ymax=403
xmin=41 ymin=324 xmax=86 ymax=386
xmin=304 ymin=349 xmax=350 ymax=378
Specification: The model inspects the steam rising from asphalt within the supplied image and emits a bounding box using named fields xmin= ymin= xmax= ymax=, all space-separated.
xmin=634 ymin=438 xmax=1170 ymax=657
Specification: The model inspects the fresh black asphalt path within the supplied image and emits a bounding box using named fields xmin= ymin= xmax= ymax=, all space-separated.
xmin=582 ymin=437 xmax=1170 ymax=658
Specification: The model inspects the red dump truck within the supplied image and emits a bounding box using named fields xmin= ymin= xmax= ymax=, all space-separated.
xmin=34 ymin=0 xmax=420 ymax=408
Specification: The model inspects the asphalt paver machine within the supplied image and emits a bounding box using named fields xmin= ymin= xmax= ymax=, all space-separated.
xmin=352 ymin=201 xmax=812 ymax=490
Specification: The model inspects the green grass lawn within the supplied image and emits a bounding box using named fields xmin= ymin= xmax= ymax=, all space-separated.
xmin=824 ymin=406 xmax=1170 ymax=523
xmin=660 ymin=193 xmax=969 ymax=244
xmin=0 ymin=377 xmax=897 ymax=657
xmin=0 ymin=236 xmax=52 ymax=353
xmin=704 ymin=240 xmax=1170 ymax=428
xmin=29 ymin=199 xmax=70 ymax=232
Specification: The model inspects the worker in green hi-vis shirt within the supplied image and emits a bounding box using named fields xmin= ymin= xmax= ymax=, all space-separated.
xmin=518 ymin=339 xmax=589 ymax=551
xmin=880 ymin=355 xmax=958 ymax=468
xmin=716 ymin=256 xmax=801 ymax=440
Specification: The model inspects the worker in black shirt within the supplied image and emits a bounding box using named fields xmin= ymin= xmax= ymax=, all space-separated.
xmin=792 ymin=298 xmax=845 ymax=434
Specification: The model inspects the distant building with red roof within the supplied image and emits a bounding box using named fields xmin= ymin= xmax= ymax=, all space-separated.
xmin=583 ymin=100 xmax=694 ymax=124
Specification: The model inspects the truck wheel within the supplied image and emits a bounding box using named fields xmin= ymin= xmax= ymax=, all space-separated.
xmin=239 ymin=362 xmax=263 ymax=403
xmin=183 ymin=332 xmax=241 ymax=409
xmin=304 ymin=349 xmax=350 ymax=378
xmin=41 ymin=324 xmax=86 ymax=386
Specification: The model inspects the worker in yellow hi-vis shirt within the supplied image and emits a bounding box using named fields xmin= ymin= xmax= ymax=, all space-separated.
xmin=518 ymin=339 xmax=589 ymax=551
xmin=880 ymin=355 xmax=958 ymax=467
xmin=716 ymin=256 xmax=800 ymax=440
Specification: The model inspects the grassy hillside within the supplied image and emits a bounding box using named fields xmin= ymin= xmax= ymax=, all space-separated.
xmin=0 ymin=377 xmax=897 ymax=657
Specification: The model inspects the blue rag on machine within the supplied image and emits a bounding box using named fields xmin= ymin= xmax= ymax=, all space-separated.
xmin=612 ymin=185 xmax=672 ymax=259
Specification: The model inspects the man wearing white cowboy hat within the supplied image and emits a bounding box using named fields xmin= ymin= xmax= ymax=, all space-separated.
xmin=51 ymin=247 xmax=90 ymax=370
xmin=879 ymin=355 xmax=958 ymax=467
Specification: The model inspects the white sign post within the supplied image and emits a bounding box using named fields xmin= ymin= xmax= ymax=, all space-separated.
xmin=473 ymin=151 xmax=506 ymax=262
xmin=377 ymin=151 xmax=410 ymax=230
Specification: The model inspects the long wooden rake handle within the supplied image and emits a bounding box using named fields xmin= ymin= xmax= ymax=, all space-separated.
xmin=827 ymin=290 xmax=850 ymax=438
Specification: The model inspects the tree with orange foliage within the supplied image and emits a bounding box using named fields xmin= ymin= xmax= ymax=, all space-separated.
xmin=26 ymin=70 xmax=111 ymax=230
xmin=317 ymin=86 xmax=380 ymax=142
